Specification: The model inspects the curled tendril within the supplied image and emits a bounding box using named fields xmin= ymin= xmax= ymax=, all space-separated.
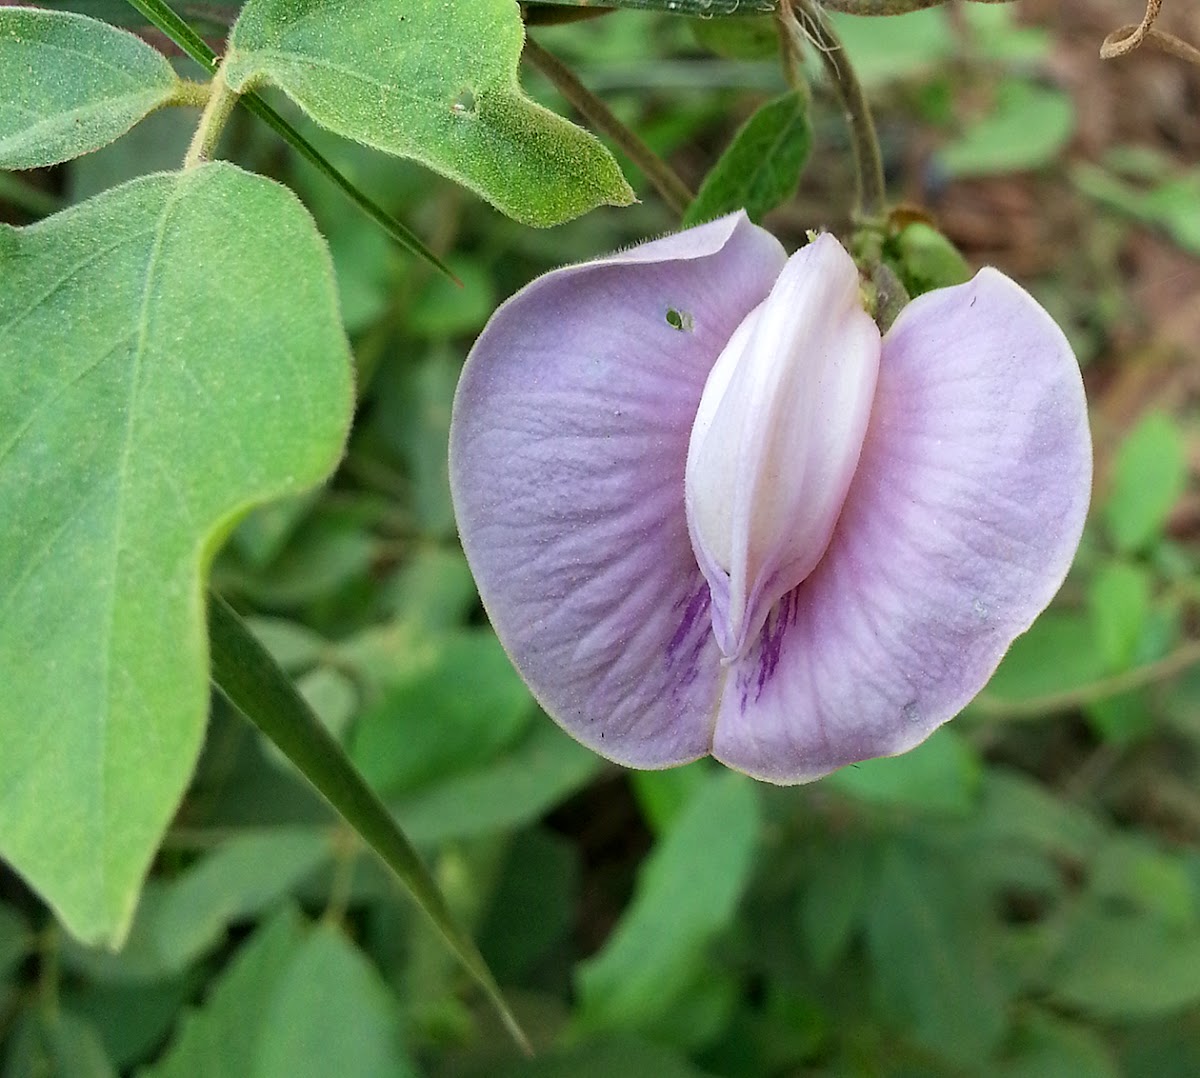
xmin=1101 ymin=0 xmax=1200 ymax=67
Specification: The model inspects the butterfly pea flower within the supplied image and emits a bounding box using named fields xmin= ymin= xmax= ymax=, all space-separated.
xmin=449 ymin=214 xmax=1091 ymax=783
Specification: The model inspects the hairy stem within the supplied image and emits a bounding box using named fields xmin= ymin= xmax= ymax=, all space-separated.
xmin=183 ymin=66 xmax=240 ymax=168
xmin=523 ymin=35 xmax=694 ymax=218
xmin=162 ymin=78 xmax=212 ymax=110
xmin=784 ymin=0 xmax=887 ymax=222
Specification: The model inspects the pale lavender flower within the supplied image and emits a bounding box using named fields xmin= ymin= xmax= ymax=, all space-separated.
xmin=449 ymin=214 xmax=1091 ymax=783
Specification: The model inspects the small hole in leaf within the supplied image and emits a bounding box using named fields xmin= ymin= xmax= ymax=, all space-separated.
xmin=451 ymin=88 xmax=477 ymax=115
xmin=665 ymin=308 xmax=693 ymax=332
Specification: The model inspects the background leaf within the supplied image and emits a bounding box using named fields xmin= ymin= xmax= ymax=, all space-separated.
xmin=937 ymin=78 xmax=1075 ymax=178
xmin=1104 ymin=412 xmax=1188 ymax=553
xmin=574 ymin=772 xmax=760 ymax=1033
xmin=223 ymin=0 xmax=634 ymax=226
xmin=823 ymin=727 xmax=982 ymax=815
xmin=144 ymin=908 xmax=419 ymax=1078
xmin=0 ymin=162 xmax=353 ymax=945
xmin=351 ymin=629 xmax=536 ymax=797
xmin=0 ymin=6 xmax=181 ymax=169
xmin=682 ymin=89 xmax=812 ymax=226
xmin=866 ymin=843 xmax=1008 ymax=1065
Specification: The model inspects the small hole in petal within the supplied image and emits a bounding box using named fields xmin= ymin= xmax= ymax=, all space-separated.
xmin=665 ymin=307 xmax=693 ymax=332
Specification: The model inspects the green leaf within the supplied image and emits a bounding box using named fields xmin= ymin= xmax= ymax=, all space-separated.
xmin=145 ymin=829 xmax=333 ymax=973
xmin=0 ymin=7 xmax=180 ymax=169
xmin=1088 ymin=561 xmax=1152 ymax=670
xmin=824 ymin=727 xmax=982 ymax=816
xmin=1120 ymin=1019 xmax=1200 ymax=1078
xmin=938 ymin=78 xmax=1074 ymax=178
xmin=223 ymin=0 xmax=634 ymax=226
xmin=1104 ymin=412 xmax=1187 ymax=553
xmin=830 ymin=8 xmax=953 ymax=86
xmin=3 ymin=1009 xmax=116 ymax=1078
xmin=207 ymin=595 xmax=530 ymax=1053
xmin=1000 ymin=1012 xmax=1120 ymax=1078
xmin=1090 ymin=837 xmax=1197 ymax=931
xmin=257 ymin=923 xmax=418 ymax=1078
xmin=689 ymin=15 xmax=778 ymax=60
xmin=351 ymin=629 xmax=536 ymax=798
xmin=799 ymin=838 xmax=873 ymax=973
xmin=480 ymin=829 xmax=578 ymax=982
xmin=408 ymin=258 xmax=497 ymax=339
xmin=683 ymin=90 xmax=811 ymax=226
xmin=490 ymin=1036 xmax=712 ymax=1078
xmin=970 ymin=768 xmax=1104 ymax=866
xmin=866 ymin=844 xmax=1008 ymax=1067
xmin=1048 ymin=908 xmax=1200 ymax=1019
xmin=983 ymin=612 xmax=1105 ymax=704
xmin=575 ymin=771 xmax=760 ymax=1033
xmin=66 ymin=974 xmax=198 ymax=1072
xmin=0 ymin=162 xmax=353 ymax=947
xmin=1074 ymin=160 xmax=1200 ymax=258
xmin=63 ymin=830 xmax=329 ymax=983
xmin=630 ymin=760 xmax=716 ymax=834
xmin=145 ymin=908 xmax=419 ymax=1078
xmin=395 ymin=721 xmax=604 ymax=845
xmin=373 ymin=348 xmax=463 ymax=536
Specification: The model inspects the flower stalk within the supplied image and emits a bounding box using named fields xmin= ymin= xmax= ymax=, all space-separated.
xmin=783 ymin=0 xmax=887 ymax=224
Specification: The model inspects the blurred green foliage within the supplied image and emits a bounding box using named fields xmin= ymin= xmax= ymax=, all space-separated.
xmin=2 ymin=1 xmax=1199 ymax=1076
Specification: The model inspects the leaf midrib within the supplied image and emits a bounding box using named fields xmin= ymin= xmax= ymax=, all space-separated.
xmin=93 ymin=173 xmax=193 ymax=902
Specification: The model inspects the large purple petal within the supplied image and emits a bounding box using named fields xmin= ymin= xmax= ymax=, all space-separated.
xmin=450 ymin=214 xmax=787 ymax=767
xmin=712 ymin=268 xmax=1092 ymax=783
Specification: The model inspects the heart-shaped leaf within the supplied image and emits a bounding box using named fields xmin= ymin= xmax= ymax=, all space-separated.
xmin=0 ymin=7 xmax=181 ymax=169
xmin=222 ymin=0 xmax=634 ymax=226
xmin=0 ymin=161 xmax=354 ymax=946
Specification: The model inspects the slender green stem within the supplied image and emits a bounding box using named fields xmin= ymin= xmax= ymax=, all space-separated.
xmin=207 ymin=593 xmax=530 ymax=1055
xmin=183 ymin=66 xmax=239 ymax=168
xmin=523 ymin=35 xmax=694 ymax=219
xmin=785 ymin=0 xmax=887 ymax=222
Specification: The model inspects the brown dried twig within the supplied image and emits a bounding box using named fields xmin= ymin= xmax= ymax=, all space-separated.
xmin=1101 ymin=0 xmax=1200 ymax=67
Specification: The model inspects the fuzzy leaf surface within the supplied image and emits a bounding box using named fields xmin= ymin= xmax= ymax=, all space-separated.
xmin=0 ymin=162 xmax=353 ymax=946
xmin=0 ymin=7 xmax=179 ymax=169
xmin=223 ymin=0 xmax=633 ymax=226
